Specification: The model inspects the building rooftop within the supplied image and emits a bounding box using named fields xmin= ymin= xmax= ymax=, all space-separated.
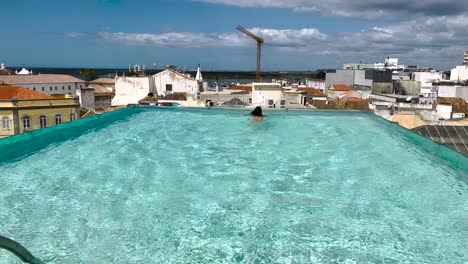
xmin=0 ymin=74 xmax=85 ymax=85
xmin=90 ymin=84 xmax=114 ymax=95
xmin=153 ymin=69 xmax=195 ymax=81
xmin=227 ymin=85 xmax=252 ymax=93
xmin=89 ymin=78 xmax=115 ymax=84
xmin=296 ymin=87 xmax=327 ymax=97
xmin=437 ymin=97 xmax=468 ymax=114
xmin=433 ymin=81 xmax=468 ymax=86
xmin=331 ymin=84 xmax=355 ymax=91
xmin=0 ymin=85 xmax=54 ymax=100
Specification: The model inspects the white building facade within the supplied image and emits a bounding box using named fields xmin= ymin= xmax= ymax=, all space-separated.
xmin=435 ymin=84 xmax=468 ymax=101
xmin=151 ymin=70 xmax=198 ymax=97
xmin=305 ymin=79 xmax=326 ymax=91
xmin=450 ymin=65 xmax=468 ymax=82
xmin=252 ymin=83 xmax=282 ymax=107
xmin=112 ymin=77 xmax=154 ymax=106
xmin=412 ymin=71 xmax=444 ymax=98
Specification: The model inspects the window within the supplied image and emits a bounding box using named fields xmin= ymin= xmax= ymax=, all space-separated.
xmin=55 ymin=114 xmax=62 ymax=125
xmin=42 ymin=87 xmax=45 ymax=91
xmin=166 ymin=84 xmax=173 ymax=92
xmin=55 ymin=86 xmax=57 ymax=91
xmin=70 ymin=113 xmax=76 ymax=121
xmin=22 ymin=116 xmax=31 ymax=130
xmin=50 ymin=87 xmax=52 ymax=91
xmin=39 ymin=115 xmax=47 ymax=128
xmin=33 ymin=87 xmax=36 ymax=91
xmin=62 ymin=86 xmax=65 ymax=90
xmin=68 ymin=85 xmax=71 ymax=90
xmin=2 ymin=117 xmax=10 ymax=130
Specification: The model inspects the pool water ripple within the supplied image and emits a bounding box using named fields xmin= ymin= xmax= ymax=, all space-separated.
xmin=0 ymin=108 xmax=467 ymax=263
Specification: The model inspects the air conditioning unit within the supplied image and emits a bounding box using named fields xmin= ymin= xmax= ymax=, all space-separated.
xmin=276 ymin=99 xmax=286 ymax=108
xmin=266 ymin=99 xmax=275 ymax=108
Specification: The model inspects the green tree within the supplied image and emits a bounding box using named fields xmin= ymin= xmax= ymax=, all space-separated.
xmin=79 ymin=69 xmax=97 ymax=81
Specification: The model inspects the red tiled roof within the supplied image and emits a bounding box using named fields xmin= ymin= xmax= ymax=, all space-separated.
xmin=346 ymin=97 xmax=367 ymax=102
xmin=0 ymin=85 xmax=54 ymax=100
xmin=331 ymin=84 xmax=355 ymax=91
xmin=228 ymin=85 xmax=252 ymax=92
xmin=296 ymin=87 xmax=326 ymax=97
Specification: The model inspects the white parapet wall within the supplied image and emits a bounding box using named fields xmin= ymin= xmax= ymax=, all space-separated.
xmin=112 ymin=77 xmax=152 ymax=106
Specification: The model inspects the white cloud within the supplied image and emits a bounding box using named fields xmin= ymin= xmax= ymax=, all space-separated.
xmin=194 ymin=0 xmax=468 ymax=18
xmin=96 ymin=15 xmax=468 ymax=69
xmin=97 ymin=28 xmax=327 ymax=48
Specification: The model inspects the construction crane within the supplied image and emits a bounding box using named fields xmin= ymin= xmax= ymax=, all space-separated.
xmin=236 ymin=25 xmax=264 ymax=81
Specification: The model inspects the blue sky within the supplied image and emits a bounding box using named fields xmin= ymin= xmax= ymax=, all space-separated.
xmin=1 ymin=0 xmax=467 ymax=70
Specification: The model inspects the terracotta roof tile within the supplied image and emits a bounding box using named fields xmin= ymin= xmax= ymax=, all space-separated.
xmin=296 ymin=87 xmax=326 ymax=96
xmin=346 ymin=97 xmax=367 ymax=102
xmin=332 ymin=84 xmax=355 ymax=91
xmin=0 ymin=85 xmax=54 ymax=100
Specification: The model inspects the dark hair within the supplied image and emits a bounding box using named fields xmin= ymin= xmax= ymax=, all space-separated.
xmin=251 ymin=106 xmax=263 ymax=117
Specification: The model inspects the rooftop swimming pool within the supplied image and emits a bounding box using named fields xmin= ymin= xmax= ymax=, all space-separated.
xmin=0 ymin=107 xmax=467 ymax=263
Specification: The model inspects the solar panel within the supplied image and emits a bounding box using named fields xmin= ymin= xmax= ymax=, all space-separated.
xmin=413 ymin=125 xmax=468 ymax=156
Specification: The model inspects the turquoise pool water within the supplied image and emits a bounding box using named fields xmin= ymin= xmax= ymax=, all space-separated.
xmin=0 ymin=107 xmax=467 ymax=263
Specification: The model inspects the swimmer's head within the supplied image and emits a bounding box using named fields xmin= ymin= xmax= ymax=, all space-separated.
xmin=251 ymin=106 xmax=263 ymax=117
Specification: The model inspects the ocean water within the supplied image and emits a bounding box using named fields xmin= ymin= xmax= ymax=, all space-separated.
xmin=0 ymin=108 xmax=467 ymax=263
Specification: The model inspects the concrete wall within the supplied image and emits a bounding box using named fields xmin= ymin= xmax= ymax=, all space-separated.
xmin=113 ymin=77 xmax=151 ymax=106
xmin=365 ymin=70 xmax=392 ymax=83
xmin=325 ymin=69 xmax=392 ymax=93
xmin=305 ymin=79 xmax=326 ymax=91
xmin=412 ymin=72 xmax=443 ymax=88
xmin=152 ymin=70 xmax=198 ymax=96
xmin=437 ymin=86 xmax=457 ymax=97
xmin=252 ymin=83 xmax=282 ymax=106
xmin=325 ymin=70 xmax=354 ymax=92
xmin=455 ymin=86 xmax=468 ymax=100
xmin=372 ymin=82 xmax=393 ymax=94
xmin=76 ymin=88 xmax=95 ymax=110
xmin=283 ymin=93 xmax=304 ymax=107
xmin=450 ymin=66 xmax=468 ymax=82
xmin=95 ymin=95 xmax=112 ymax=109
xmin=398 ymin=81 xmax=421 ymax=96
xmin=354 ymin=70 xmax=373 ymax=87
xmin=437 ymin=104 xmax=452 ymax=119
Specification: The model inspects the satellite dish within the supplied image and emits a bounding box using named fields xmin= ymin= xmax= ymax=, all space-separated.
xmin=406 ymin=97 xmax=412 ymax=102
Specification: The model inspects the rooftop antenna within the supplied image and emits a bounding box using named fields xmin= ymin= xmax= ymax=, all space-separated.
xmin=236 ymin=25 xmax=264 ymax=81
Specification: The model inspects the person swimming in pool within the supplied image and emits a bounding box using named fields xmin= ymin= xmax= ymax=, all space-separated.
xmin=251 ymin=106 xmax=264 ymax=122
